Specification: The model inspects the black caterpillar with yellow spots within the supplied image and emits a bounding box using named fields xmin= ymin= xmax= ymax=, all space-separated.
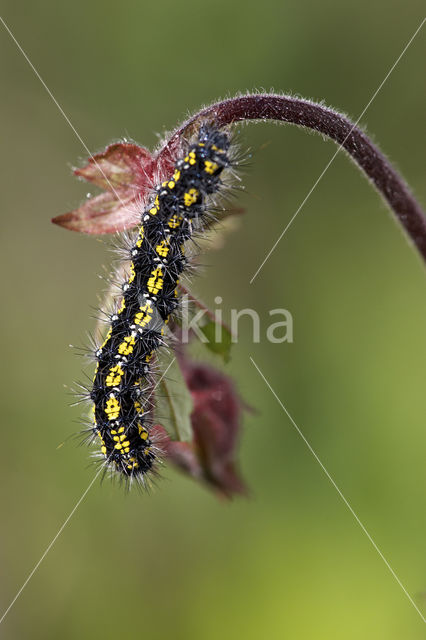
xmin=89 ymin=126 xmax=232 ymax=484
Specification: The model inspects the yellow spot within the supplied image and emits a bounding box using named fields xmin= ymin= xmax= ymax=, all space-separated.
xmin=128 ymin=262 xmax=136 ymax=284
xmin=134 ymin=302 xmax=154 ymax=327
xmin=173 ymin=170 xmax=181 ymax=181
xmin=117 ymin=298 xmax=126 ymax=314
xmin=168 ymin=180 xmax=175 ymax=189
xmin=188 ymin=150 xmax=197 ymax=165
xmin=211 ymin=144 xmax=225 ymax=153
xmin=105 ymin=364 xmax=124 ymax=387
xmin=138 ymin=425 xmax=148 ymax=440
xmin=134 ymin=400 xmax=144 ymax=414
xmin=97 ymin=432 xmax=107 ymax=455
xmin=136 ymin=226 xmax=144 ymax=248
xmin=183 ymin=188 xmax=199 ymax=207
xmin=105 ymin=395 xmax=120 ymax=420
xmin=97 ymin=429 xmax=107 ymax=456
xmin=204 ymin=160 xmax=219 ymax=174
xmin=149 ymin=206 xmax=158 ymax=215
xmin=147 ymin=267 xmax=164 ymax=295
xmin=144 ymin=447 xmax=151 ymax=456
xmin=100 ymin=328 xmax=112 ymax=350
xmin=118 ymin=335 xmax=135 ymax=356
xmin=127 ymin=457 xmax=139 ymax=470
xmin=156 ymin=239 xmax=170 ymax=258
xmin=145 ymin=351 xmax=154 ymax=363
xmin=168 ymin=214 xmax=182 ymax=229
xmin=198 ymin=142 xmax=205 ymax=147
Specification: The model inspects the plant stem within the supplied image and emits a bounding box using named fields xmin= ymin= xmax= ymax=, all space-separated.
xmin=157 ymin=94 xmax=426 ymax=262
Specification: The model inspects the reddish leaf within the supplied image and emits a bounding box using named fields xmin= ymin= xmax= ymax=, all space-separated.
xmin=53 ymin=141 xmax=174 ymax=234
xmin=153 ymin=427 xmax=204 ymax=481
xmin=52 ymin=191 xmax=140 ymax=234
xmin=154 ymin=358 xmax=247 ymax=498
xmin=73 ymin=142 xmax=155 ymax=194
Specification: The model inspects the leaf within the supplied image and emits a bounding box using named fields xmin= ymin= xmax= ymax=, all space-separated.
xmin=199 ymin=319 xmax=233 ymax=363
xmin=53 ymin=141 xmax=162 ymax=234
xmin=52 ymin=191 xmax=140 ymax=234
xmin=176 ymin=284 xmax=234 ymax=363
xmin=151 ymin=356 xmax=247 ymax=498
xmin=73 ymin=142 xmax=154 ymax=193
xmin=156 ymin=358 xmax=193 ymax=442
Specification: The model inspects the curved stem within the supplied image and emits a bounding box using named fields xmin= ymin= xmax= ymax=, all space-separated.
xmin=156 ymin=94 xmax=426 ymax=262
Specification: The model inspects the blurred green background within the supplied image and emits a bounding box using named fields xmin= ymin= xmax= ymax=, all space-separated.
xmin=1 ymin=1 xmax=425 ymax=638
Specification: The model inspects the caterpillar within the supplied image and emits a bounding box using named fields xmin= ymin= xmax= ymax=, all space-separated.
xmin=88 ymin=125 xmax=233 ymax=485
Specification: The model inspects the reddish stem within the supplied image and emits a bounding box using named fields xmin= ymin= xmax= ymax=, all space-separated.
xmin=156 ymin=94 xmax=426 ymax=262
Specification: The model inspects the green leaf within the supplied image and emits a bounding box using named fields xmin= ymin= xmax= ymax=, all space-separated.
xmin=200 ymin=320 xmax=233 ymax=363
xmin=156 ymin=358 xmax=193 ymax=442
xmin=176 ymin=284 xmax=234 ymax=364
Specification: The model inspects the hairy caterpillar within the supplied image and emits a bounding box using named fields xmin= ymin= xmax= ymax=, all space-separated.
xmin=88 ymin=126 xmax=233 ymax=484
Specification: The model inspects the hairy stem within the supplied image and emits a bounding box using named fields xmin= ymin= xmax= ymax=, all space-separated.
xmin=157 ymin=94 xmax=426 ymax=262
